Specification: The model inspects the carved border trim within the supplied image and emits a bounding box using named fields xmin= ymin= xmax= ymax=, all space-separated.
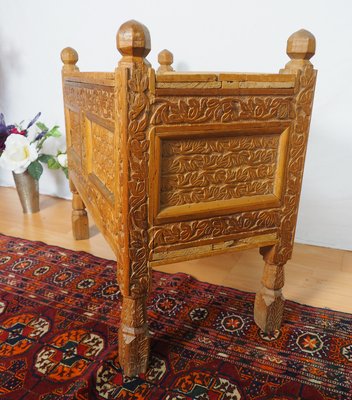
xmin=275 ymin=66 xmax=317 ymax=265
xmin=125 ymin=63 xmax=151 ymax=297
xmin=151 ymin=96 xmax=295 ymax=125
xmin=63 ymin=83 xmax=115 ymax=122
xmin=150 ymin=209 xmax=280 ymax=254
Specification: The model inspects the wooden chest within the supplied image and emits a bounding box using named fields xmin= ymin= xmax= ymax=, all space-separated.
xmin=61 ymin=21 xmax=317 ymax=376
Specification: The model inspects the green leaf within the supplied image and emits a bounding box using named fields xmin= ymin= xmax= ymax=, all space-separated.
xmin=28 ymin=161 xmax=43 ymax=180
xmin=63 ymin=167 xmax=69 ymax=179
xmin=38 ymin=154 xmax=52 ymax=163
xmin=47 ymin=158 xmax=60 ymax=169
xmin=48 ymin=126 xmax=61 ymax=138
xmin=36 ymin=121 xmax=49 ymax=131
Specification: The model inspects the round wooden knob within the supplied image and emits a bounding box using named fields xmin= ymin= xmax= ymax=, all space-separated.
xmin=287 ymin=29 xmax=316 ymax=61
xmin=158 ymin=49 xmax=174 ymax=71
xmin=61 ymin=47 xmax=79 ymax=66
xmin=117 ymin=20 xmax=151 ymax=58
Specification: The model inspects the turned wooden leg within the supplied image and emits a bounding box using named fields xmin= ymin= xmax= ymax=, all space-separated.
xmin=254 ymin=260 xmax=285 ymax=333
xmin=70 ymin=181 xmax=89 ymax=240
xmin=119 ymin=295 xmax=149 ymax=376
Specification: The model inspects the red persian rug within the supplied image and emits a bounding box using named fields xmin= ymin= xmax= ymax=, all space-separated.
xmin=0 ymin=234 xmax=351 ymax=400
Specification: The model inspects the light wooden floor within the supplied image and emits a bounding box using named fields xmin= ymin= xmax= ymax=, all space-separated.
xmin=1 ymin=186 xmax=351 ymax=313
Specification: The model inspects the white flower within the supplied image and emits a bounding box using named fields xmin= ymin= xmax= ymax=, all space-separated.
xmin=57 ymin=153 xmax=68 ymax=168
xmin=0 ymin=134 xmax=38 ymax=174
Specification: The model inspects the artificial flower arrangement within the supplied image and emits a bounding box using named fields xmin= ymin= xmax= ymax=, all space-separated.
xmin=0 ymin=112 xmax=68 ymax=179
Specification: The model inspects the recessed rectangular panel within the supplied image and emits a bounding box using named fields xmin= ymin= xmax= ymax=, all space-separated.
xmin=150 ymin=124 xmax=289 ymax=224
xmin=85 ymin=116 xmax=115 ymax=205
xmin=161 ymin=135 xmax=279 ymax=207
xmin=91 ymin=122 xmax=115 ymax=195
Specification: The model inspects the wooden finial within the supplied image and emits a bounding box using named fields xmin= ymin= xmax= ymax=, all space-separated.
xmin=61 ymin=47 xmax=79 ymax=72
xmin=116 ymin=20 xmax=151 ymax=58
xmin=157 ymin=49 xmax=174 ymax=73
xmin=284 ymin=29 xmax=316 ymax=71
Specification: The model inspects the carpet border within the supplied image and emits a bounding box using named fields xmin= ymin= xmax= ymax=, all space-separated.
xmin=1 ymin=232 xmax=351 ymax=319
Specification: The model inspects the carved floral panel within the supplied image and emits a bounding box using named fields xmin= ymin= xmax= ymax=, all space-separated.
xmin=91 ymin=122 xmax=115 ymax=195
xmin=151 ymin=96 xmax=294 ymax=125
xmin=64 ymin=83 xmax=115 ymax=122
xmin=69 ymin=110 xmax=81 ymax=162
xmin=160 ymin=134 xmax=280 ymax=207
xmin=150 ymin=209 xmax=280 ymax=253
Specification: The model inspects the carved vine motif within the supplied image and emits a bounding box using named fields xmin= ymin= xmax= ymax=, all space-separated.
xmin=151 ymin=210 xmax=280 ymax=251
xmin=161 ymin=163 xmax=277 ymax=185
xmin=126 ymin=64 xmax=151 ymax=297
xmin=115 ymin=69 xmax=125 ymax=294
xmin=151 ymin=96 xmax=294 ymax=125
xmin=161 ymin=135 xmax=279 ymax=206
xmin=162 ymin=149 xmax=277 ymax=173
xmin=91 ymin=123 xmax=115 ymax=194
xmin=275 ymin=66 xmax=317 ymax=265
xmin=162 ymin=135 xmax=280 ymax=156
xmin=63 ymin=84 xmax=115 ymax=121
xmin=161 ymin=181 xmax=275 ymax=207
xmin=69 ymin=110 xmax=82 ymax=161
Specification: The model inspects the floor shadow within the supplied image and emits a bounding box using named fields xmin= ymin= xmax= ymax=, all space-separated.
xmin=39 ymin=196 xmax=58 ymax=211
xmin=89 ymin=224 xmax=100 ymax=238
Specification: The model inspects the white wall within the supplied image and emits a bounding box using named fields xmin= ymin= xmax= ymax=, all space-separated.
xmin=0 ymin=0 xmax=351 ymax=250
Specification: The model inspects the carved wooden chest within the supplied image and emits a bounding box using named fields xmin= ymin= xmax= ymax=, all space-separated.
xmin=61 ymin=21 xmax=317 ymax=376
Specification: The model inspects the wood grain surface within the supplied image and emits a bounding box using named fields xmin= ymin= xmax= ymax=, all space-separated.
xmin=59 ymin=22 xmax=320 ymax=375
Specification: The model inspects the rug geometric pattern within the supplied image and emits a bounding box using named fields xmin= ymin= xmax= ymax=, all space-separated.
xmin=0 ymin=234 xmax=351 ymax=399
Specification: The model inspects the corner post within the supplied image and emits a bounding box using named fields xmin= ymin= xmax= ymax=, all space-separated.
xmin=255 ymin=29 xmax=317 ymax=332
xmin=61 ymin=48 xmax=89 ymax=240
xmin=115 ymin=20 xmax=152 ymax=376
